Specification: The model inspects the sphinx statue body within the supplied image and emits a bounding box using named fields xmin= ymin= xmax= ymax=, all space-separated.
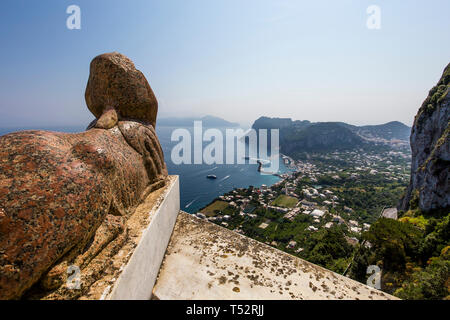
xmin=0 ymin=53 xmax=168 ymax=299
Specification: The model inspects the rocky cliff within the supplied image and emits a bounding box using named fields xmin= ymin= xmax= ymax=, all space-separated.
xmin=281 ymin=122 xmax=367 ymax=153
xmin=400 ymin=63 xmax=450 ymax=213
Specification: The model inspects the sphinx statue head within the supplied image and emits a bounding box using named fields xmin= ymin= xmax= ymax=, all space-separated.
xmin=85 ymin=52 xmax=158 ymax=129
xmin=0 ymin=53 xmax=168 ymax=299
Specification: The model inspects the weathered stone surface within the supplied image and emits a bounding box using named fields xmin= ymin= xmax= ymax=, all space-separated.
xmin=400 ymin=63 xmax=450 ymax=213
xmin=153 ymin=212 xmax=397 ymax=300
xmin=85 ymin=52 xmax=158 ymax=128
xmin=0 ymin=53 xmax=167 ymax=300
xmin=94 ymin=107 xmax=118 ymax=129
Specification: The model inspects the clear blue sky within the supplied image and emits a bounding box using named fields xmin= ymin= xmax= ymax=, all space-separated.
xmin=0 ymin=0 xmax=449 ymax=128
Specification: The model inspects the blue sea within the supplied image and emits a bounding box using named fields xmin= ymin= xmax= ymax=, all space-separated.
xmin=0 ymin=125 xmax=288 ymax=213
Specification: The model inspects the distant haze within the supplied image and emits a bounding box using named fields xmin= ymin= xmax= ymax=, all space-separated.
xmin=1 ymin=1 xmax=449 ymax=128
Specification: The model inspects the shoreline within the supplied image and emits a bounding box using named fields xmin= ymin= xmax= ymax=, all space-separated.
xmin=194 ymin=158 xmax=293 ymax=214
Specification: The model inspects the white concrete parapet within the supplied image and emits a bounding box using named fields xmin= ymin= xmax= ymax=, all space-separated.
xmin=107 ymin=176 xmax=180 ymax=300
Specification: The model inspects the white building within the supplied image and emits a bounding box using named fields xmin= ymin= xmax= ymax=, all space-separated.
xmin=311 ymin=209 xmax=325 ymax=218
xmin=287 ymin=240 xmax=297 ymax=249
xmin=196 ymin=213 xmax=206 ymax=219
xmin=259 ymin=222 xmax=269 ymax=229
xmin=324 ymin=222 xmax=333 ymax=229
xmin=350 ymin=226 xmax=362 ymax=233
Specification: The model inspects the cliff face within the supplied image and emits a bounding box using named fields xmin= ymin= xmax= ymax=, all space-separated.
xmin=400 ymin=63 xmax=450 ymax=213
xmin=281 ymin=122 xmax=366 ymax=153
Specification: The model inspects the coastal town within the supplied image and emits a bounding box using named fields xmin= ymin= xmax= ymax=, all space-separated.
xmin=194 ymin=147 xmax=411 ymax=274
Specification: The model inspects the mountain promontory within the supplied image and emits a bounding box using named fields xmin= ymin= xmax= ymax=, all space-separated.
xmin=251 ymin=117 xmax=411 ymax=155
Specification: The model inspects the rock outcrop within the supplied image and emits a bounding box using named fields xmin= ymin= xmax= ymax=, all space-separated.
xmin=400 ymin=63 xmax=450 ymax=213
xmin=0 ymin=53 xmax=167 ymax=299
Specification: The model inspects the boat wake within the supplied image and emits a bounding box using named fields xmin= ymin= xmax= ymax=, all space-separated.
xmin=197 ymin=166 xmax=218 ymax=175
xmin=185 ymin=197 xmax=199 ymax=209
xmin=218 ymin=175 xmax=231 ymax=182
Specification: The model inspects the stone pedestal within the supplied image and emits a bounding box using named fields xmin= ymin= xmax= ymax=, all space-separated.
xmin=106 ymin=175 xmax=180 ymax=300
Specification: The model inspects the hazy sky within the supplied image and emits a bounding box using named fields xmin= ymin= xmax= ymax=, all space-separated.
xmin=0 ymin=0 xmax=449 ymax=128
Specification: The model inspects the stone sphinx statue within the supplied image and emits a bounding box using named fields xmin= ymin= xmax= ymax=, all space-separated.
xmin=0 ymin=52 xmax=168 ymax=299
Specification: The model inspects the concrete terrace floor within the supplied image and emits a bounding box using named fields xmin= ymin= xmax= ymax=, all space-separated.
xmin=152 ymin=212 xmax=398 ymax=300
